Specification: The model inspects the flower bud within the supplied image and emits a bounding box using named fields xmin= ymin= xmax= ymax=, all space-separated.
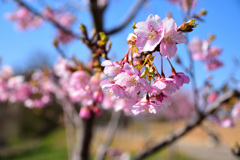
xmin=90 ymin=105 xmax=102 ymax=116
xmin=177 ymin=19 xmax=198 ymax=33
xmin=198 ymin=9 xmax=207 ymax=17
xmin=79 ymin=23 xmax=87 ymax=32
xmin=93 ymin=90 xmax=104 ymax=103
xmin=79 ymin=107 xmax=91 ymax=119
xmin=97 ymin=32 xmax=109 ymax=46
xmin=136 ymin=60 xmax=144 ymax=65
xmin=132 ymin=22 xmax=137 ymax=29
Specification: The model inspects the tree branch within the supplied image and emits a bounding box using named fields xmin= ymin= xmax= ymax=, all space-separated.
xmin=105 ymin=0 xmax=147 ymax=35
xmin=14 ymin=0 xmax=83 ymax=40
xmin=94 ymin=111 xmax=122 ymax=160
xmin=79 ymin=115 xmax=95 ymax=160
xmin=89 ymin=0 xmax=104 ymax=42
xmin=132 ymin=90 xmax=239 ymax=160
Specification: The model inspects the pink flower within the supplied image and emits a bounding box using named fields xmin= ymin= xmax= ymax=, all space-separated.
xmin=57 ymin=12 xmax=75 ymax=28
xmin=188 ymin=37 xmax=223 ymax=71
xmin=93 ymin=90 xmax=104 ymax=103
xmin=114 ymin=97 xmax=138 ymax=114
xmin=188 ymin=37 xmax=209 ymax=61
xmin=0 ymin=65 xmax=13 ymax=79
xmin=160 ymin=17 xmax=187 ymax=58
xmin=134 ymin=14 xmax=164 ymax=52
xmin=54 ymin=56 xmax=75 ymax=79
xmin=114 ymin=63 xmax=151 ymax=97
xmin=101 ymin=60 xmax=122 ymax=76
xmin=90 ymin=105 xmax=102 ymax=116
xmin=43 ymin=7 xmax=55 ymax=19
xmin=152 ymin=77 xmax=179 ymax=95
xmin=206 ymin=47 xmax=222 ymax=59
xmin=207 ymin=92 xmax=218 ymax=103
xmin=219 ymin=118 xmax=235 ymax=128
xmin=69 ymin=89 xmax=94 ymax=106
xmin=79 ymin=107 xmax=91 ymax=119
xmin=6 ymin=7 xmax=42 ymax=30
xmin=89 ymin=74 xmax=101 ymax=92
xmin=56 ymin=30 xmax=74 ymax=44
xmin=127 ymin=33 xmax=137 ymax=46
xmin=102 ymin=95 xmax=116 ymax=109
xmin=25 ymin=95 xmax=50 ymax=108
xmin=169 ymin=72 xmax=190 ymax=87
xmin=205 ymin=59 xmax=223 ymax=71
xmin=132 ymin=97 xmax=162 ymax=115
xmin=7 ymin=75 xmax=31 ymax=102
xmin=69 ymin=71 xmax=90 ymax=90
xmin=101 ymin=80 xmax=126 ymax=98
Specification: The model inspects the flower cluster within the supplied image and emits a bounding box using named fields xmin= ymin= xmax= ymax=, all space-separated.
xmin=188 ymin=37 xmax=223 ymax=70
xmin=134 ymin=14 xmax=187 ymax=58
xmin=206 ymin=92 xmax=240 ymax=128
xmin=54 ymin=56 xmax=103 ymax=119
xmin=24 ymin=69 xmax=56 ymax=108
xmin=0 ymin=65 xmax=54 ymax=108
xmin=5 ymin=7 xmax=43 ymax=30
xmin=6 ymin=4 xmax=75 ymax=44
xmin=43 ymin=7 xmax=76 ymax=44
xmin=0 ymin=65 xmax=31 ymax=102
xmin=101 ymin=14 xmax=190 ymax=115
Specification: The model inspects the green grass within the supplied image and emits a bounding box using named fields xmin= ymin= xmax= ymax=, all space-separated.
xmin=0 ymin=128 xmax=68 ymax=160
xmin=0 ymin=127 xmax=198 ymax=160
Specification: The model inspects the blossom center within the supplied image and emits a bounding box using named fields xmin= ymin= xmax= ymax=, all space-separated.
xmin=108 ymin=90 xmax=115 ymax=96
xmin=129 ymin=77 xmax=138 ymax=86
xmin=148 ymin=30 xmax=158 ymax=40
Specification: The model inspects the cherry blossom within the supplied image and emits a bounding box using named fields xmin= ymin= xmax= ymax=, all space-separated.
xmin=114 ymin=63 xmax=151 ymax=97
xmin=7 ymin=75 xmax=31 ymax=102
xmin=6 ymin=7 xmax=42 ymax=30
xmin=101 ymin=60 xmax=122 ymax=77
xmin=134 ymin=14 xmax=164 ymax=52
xmin=169 ymin=72 xmax=190 ymax=87
xmin=101 ymin=80 xmax=126 ymax=98
xmin=160 ymin=17 xmax=187 ymax=58
xmin=189 ymin=37 xmax=223 ymax=71
xmin=151 ymin=77 xmax=179 ymax=95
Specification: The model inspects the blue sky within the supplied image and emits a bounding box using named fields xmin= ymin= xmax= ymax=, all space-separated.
xmin=0 ymin=0 xmax=240 ymax=89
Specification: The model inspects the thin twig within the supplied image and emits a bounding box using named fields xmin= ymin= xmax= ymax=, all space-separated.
xmin=94 ymin=111 xmax=122 ymax=160
xmin=105 ymin=0 xmax=147 ymax=35
xmin=132 ymin=90 xmax=239 ymax=160
xmin=185 ymin=32 xmax=202 ymax=115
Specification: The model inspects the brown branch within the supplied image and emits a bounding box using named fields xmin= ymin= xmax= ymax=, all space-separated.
xmin=90 ymin=0 xmax=104 ymax=42
xmin=14 ymin=0 xmax=83 ymax=40
xmin=105 ymin=0 xmax=147 ymax=35
xmin=94 ymin=111 xmax=122 ymax=160
xmin=132 ymin=90 xmax=239 ymax=160
xmin=62 ymin=106 xmax=75 ymax=160
xmin=79 ymin=115 xmax=95 ymax=160
xmin=185 ymin=33 xmax=202 ymax=115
